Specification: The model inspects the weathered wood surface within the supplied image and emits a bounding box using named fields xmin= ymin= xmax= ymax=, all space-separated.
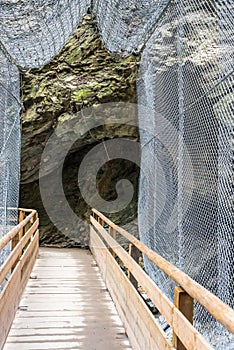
xmin=4 ymin=248 xmax=132 ymax=350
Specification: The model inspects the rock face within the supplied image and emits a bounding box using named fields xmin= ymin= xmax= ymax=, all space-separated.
xmin=20 ymin=15 xmax=140 ymax=247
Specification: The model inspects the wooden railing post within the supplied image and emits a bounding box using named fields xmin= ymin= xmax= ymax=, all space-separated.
xmin=11 ymin=210 xmax=25 ymax=271
xmin=128 ymin=243 xmax=140 ymax=289
xmin=108 ymin=226 xmax=116 ymax=258
xmin=173 ymin=286 xmax=194 ymax=350
xmin=31 ymin=211 xmax=38 ymax=241
xmin=98 ymin=217 xmax=104 ymax=226
xmin=18 ymin=210 xmax=25 ymax=240
xmin=109 ymin=227 xmax=116 ymax=240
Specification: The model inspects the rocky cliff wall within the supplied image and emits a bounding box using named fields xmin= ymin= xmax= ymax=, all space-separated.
xmin=20 ymin=15 xmax=139 ymax=247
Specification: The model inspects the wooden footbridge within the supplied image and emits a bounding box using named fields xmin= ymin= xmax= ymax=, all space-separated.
xmin=1 ymin=209 xmax=234 ymax=350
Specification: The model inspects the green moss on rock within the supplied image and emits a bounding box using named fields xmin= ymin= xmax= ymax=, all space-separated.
xmin=20 ymin=15 xmax=140 ymax=247
xmin=73 ymin=87 xmax=95 ymax=103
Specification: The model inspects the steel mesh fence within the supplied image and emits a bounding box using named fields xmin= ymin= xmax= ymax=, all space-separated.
xmin=0 ymin=0 xmax=90 ymax=68
xmin=138 ymin=0 xmax=233 ymax=347
xmin=92 ymin=0 xmax=170 ymax=55
xmin=0 ymin=49 xmax=20 ymax=266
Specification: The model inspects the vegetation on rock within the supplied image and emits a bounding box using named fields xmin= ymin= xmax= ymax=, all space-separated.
xmin=20 ymin=15 xmax=140 ymax=247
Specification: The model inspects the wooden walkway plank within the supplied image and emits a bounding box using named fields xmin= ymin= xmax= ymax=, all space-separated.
xmin=4 ymin=248 xmax=132 ymax=350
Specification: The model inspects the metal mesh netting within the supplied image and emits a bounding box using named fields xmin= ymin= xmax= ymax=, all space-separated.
xmin=138 ymin=0 xmax=233 ymax=347
xmin=0 ymin=0 xmax=233 ymax=347
xmin=92 ymin=0 xmax=170 ymax=55
xmin=0 ymin=0 xmax=90 ymax=68
xmin=138 ymin=0 xmax=180 ymax=299
xmin=0 ymin=49 xmax=20 ymax=266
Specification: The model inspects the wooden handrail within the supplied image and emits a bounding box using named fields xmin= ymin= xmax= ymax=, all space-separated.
xmin=0 ymin=208 xmax=39 ymax=350
xmin=0 ymin=207 xmax=34 ymax=212
xmin=0 ymin=218 xmax=39 ymax=285
xmin=90 ymin=224 xmax=176 ymax=349
xmin=0 ymin=209 xmax=36 ymax=251
xmin=91 ymin=208 xmax=234 ymax=336
xmin=90 ymin=216 xmax=212 ymax=350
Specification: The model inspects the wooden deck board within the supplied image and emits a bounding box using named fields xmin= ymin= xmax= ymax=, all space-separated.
xmin=4 ymin=248 xmax=132 ymax=350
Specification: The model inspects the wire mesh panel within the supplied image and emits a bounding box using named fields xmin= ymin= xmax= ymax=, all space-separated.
xmin=92 ymin=0 xmax=170 ymax=55
xmin=0 ymin=0 xmax=91 ymax=68
xmin=138 ymin=0 xmax=180 ymax=301
xmin=138 ymin=0 xmax=233 ymax=347
xmin=0 ymin=49 xmax=20 ymax=267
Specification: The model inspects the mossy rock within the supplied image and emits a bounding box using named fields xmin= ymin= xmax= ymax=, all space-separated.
xmin=20 ymin=14 xmax=140 ymax=247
